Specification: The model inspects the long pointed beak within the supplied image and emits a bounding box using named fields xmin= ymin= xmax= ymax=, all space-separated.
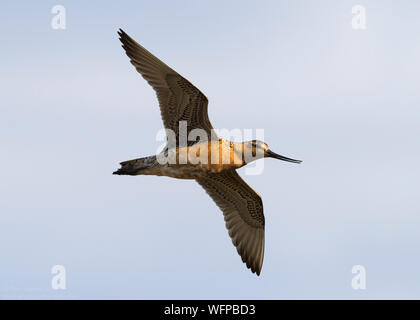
xmin=265 ymin=149 xmax=302 ymax=164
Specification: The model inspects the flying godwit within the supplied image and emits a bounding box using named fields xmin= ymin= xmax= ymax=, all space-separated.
xmin=113 ymin=29 xmax=302 ymax=275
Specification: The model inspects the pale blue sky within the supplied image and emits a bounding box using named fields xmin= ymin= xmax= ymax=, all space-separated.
xmin=1 ymin=0 xmax=420 ymax=299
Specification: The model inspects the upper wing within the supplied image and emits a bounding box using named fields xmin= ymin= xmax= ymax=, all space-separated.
xmin=118 ymin=29 xmax=215 ymax=147
xmin=196 ymin=170 xmax=265 ymax=275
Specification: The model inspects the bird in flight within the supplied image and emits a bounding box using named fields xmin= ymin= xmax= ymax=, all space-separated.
xmin=114 ymin=29 xmax=302 ymax=275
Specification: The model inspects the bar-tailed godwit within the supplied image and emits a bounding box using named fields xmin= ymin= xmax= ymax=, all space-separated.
xmin=114 ymin=29 xmax=301 ymax=275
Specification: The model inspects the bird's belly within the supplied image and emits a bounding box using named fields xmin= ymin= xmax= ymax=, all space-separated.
xmin=145 ymin=163 xmax=239 ymax=179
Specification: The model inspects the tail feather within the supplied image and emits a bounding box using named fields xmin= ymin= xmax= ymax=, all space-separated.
xmin=113 ymin=156 xmax=155 ymax=175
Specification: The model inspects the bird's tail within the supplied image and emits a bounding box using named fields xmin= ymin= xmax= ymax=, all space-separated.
xmin=113 ymin=156 xmax=155 ymax=175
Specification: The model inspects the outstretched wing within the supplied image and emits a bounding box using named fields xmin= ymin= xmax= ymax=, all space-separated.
xmin=118 ymin=29 xmax=215 ymax=147
xmin=196 ymin=170 xmax=265 ymax=275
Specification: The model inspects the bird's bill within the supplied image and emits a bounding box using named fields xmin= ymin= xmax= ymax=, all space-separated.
xmin=265 ymin=149 xmax=302 ymax=163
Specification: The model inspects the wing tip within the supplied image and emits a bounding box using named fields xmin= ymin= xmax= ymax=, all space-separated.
xmin=250 ymin=259 xmax=263 ymax=276
xmin=241 ymin=228 xmax=264 ymax=277
xmin=118 ymin=28 xmax=129 ymax=44
xmin=249 ymin=258 xmax=263 ymax=276
xmin=235 ymin=236 xmax=264 ymax=276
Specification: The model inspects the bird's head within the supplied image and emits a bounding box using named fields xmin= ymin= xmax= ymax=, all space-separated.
xmin=242 ymin=140 xmax=302 ymax=164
